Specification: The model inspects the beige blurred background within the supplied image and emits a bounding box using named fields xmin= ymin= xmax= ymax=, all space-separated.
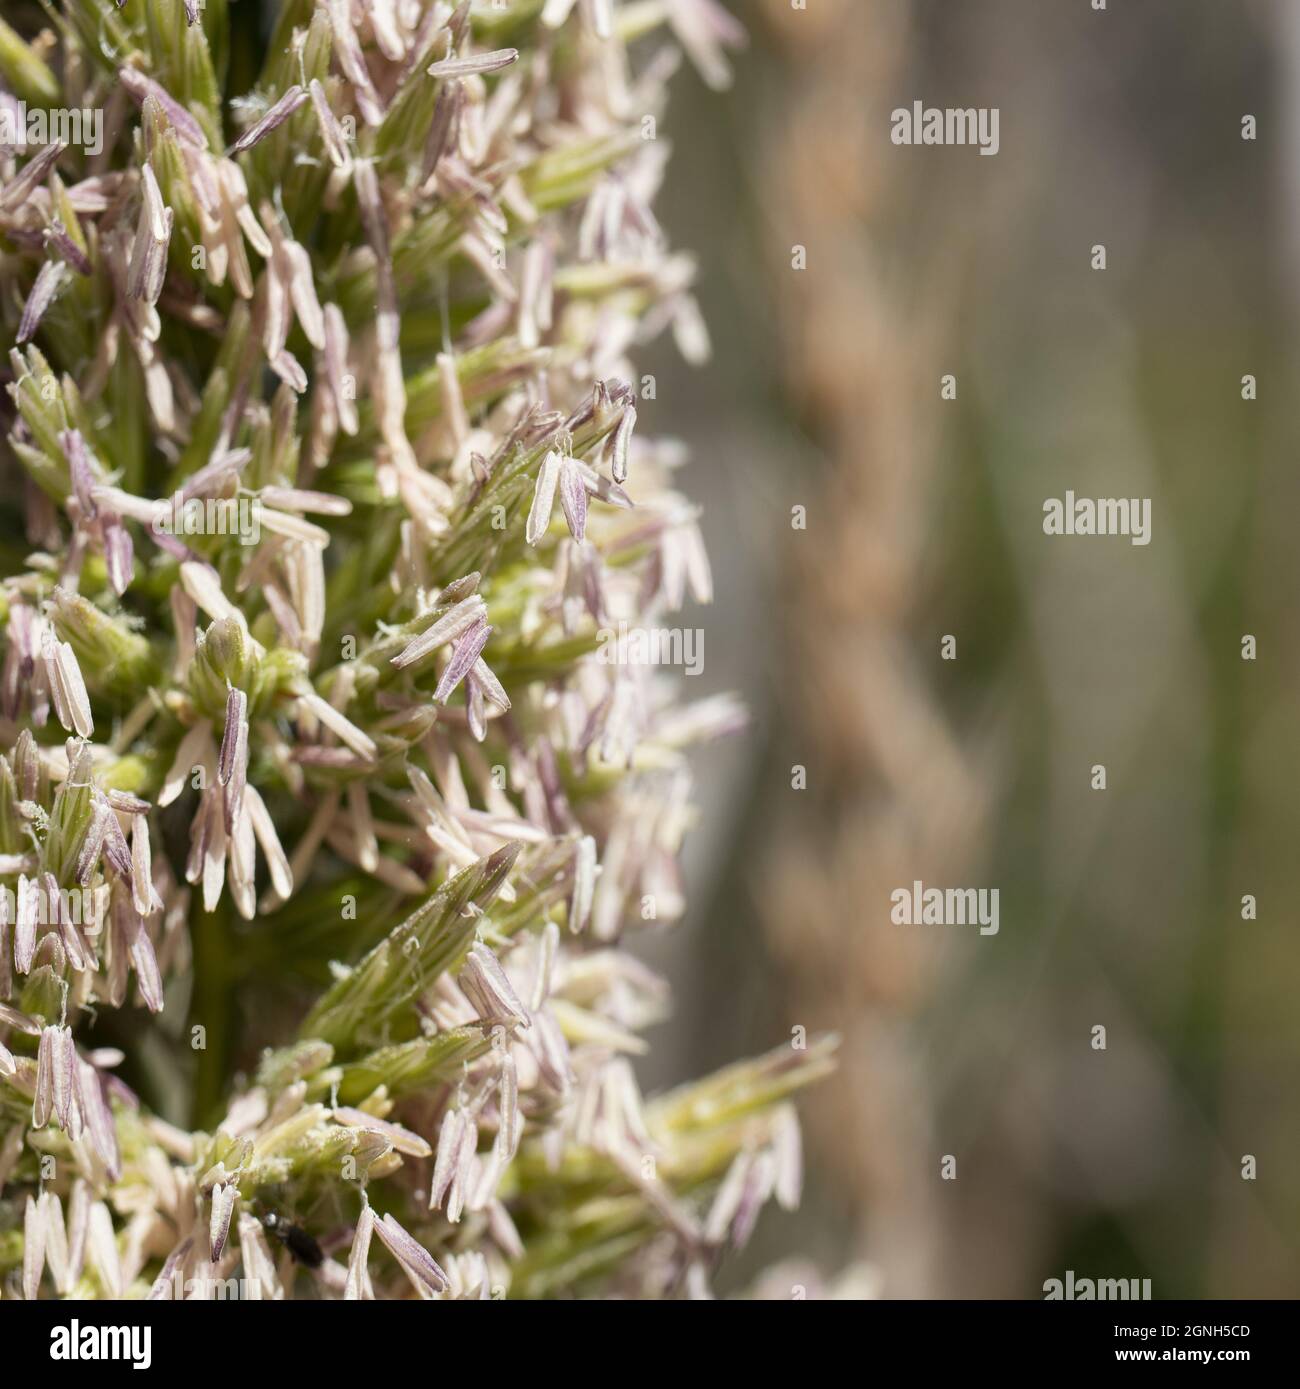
xmin=634 ymin=0 xmax=1300 ymax=1298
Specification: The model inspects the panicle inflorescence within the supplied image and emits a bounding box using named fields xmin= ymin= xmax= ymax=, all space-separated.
xmin=0 ymin=0 xmax=831 ymax=1300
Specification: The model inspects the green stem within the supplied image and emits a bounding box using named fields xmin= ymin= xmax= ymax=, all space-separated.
xmin=190 ymin=900 xmax=234 ymax=1130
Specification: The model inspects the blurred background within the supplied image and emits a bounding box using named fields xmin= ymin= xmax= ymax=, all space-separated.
xmin=634 ymin=0 xmax=1300 ymax=1298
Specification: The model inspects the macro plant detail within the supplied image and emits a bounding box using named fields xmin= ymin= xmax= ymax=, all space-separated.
xmin=0 ymin=0 xmax=833 ymax=1300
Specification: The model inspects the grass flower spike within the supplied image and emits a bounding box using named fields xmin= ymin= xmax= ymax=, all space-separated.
xmin=0 ymin=0 xmax=832 ymax=1301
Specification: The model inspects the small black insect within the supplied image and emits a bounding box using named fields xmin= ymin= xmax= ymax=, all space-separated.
xmin=258 ymin=1209 xmax=324 ymax=1269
